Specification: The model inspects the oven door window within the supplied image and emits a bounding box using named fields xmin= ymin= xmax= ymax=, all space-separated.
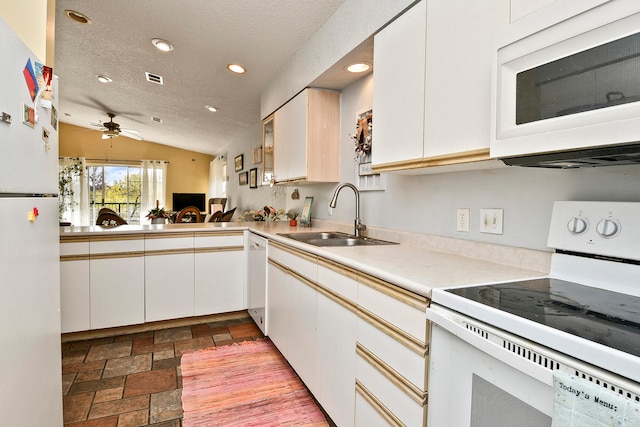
xmin=471 ymin=375 xmax=551 ymax=427
xmin=516 ymin=32 xmax=640 ymax=125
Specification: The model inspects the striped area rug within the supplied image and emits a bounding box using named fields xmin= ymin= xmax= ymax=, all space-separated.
xmin=181 ymin=339 xmax=329 ymax=426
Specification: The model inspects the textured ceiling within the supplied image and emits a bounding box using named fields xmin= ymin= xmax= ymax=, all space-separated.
xmin=54 ymin=0 xmax=372 ymax=156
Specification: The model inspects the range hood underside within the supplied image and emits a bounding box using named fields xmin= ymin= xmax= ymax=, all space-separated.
xmin=501 ymin=143 xmax=640 ymax=169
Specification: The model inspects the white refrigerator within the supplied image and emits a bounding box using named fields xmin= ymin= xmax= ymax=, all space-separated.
xmin=0 ymin=18 xmax=63 ymax=426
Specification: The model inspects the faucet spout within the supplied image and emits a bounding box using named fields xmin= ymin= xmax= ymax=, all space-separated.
xmin=329 ymin=183 xmax=367 ymax=237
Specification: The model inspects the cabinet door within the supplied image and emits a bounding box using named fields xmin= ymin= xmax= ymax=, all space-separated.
xmin=274 ymin=90 xmax=307 ymax=181
xmin=266 ymin=261 xmax=291 ymax=356
xmin=194 ymin=241 xmax=245 ymax=316
xmin=372 ymin=0 xmax=426 ymax=168
xmin=145 ymin=233 xmax=194 ymax=322
xmin=423 ymin=0 xmax=510 ymax=158
xmin=60 ymin=258 xmax=90 ymax=333
xmin=91 ymin=255 xmax=145 ymax=329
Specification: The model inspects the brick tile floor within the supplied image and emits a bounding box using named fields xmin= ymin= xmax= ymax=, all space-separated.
xmin=61 ymin=313 xmax=263 ymax=426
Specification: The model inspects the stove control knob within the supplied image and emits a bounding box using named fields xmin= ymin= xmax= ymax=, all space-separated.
xmin=567 ymin=217 xmax=588 ymax=235
xmin=596 ymin=219 xmax=620 ymax=238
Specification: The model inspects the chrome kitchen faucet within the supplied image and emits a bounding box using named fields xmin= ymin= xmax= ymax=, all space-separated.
xmin=329 ymin=182 xmax=367 ymax=237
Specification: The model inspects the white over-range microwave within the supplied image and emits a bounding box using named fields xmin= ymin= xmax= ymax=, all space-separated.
xmin=491 ymin=0 xmax=640 ymax=168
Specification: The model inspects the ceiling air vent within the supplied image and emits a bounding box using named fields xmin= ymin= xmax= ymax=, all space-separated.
xmin=151 ymin=116 xmax=163 ymax=123
xmin=145 ymin=72 xmax=164 ymax=85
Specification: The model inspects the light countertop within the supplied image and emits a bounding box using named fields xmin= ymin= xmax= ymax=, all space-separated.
xmin=60 ymin=221 xmax=550 ymax=298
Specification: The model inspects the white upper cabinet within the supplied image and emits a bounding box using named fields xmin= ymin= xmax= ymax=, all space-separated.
xmin=273 ymin=88 xmax=340 ymax=184
xmin=372 ymin=0 xmax=427 ymax=169
xmin=372 ymin=0 xmax=510 ymax=172
xmin=423 ymin=0 xmax=510 ymax=158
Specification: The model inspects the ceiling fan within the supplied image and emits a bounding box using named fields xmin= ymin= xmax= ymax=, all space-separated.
xmin=92 ymin=113 xmax=143 ymax=141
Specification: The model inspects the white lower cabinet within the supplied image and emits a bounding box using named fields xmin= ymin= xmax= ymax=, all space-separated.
xmin=60 ymin=237 xmax=90 ymax=333
xmin=144 ymin=232 xmax=195 ymax=322
xmin=266 ymin=242 xmax=429 ymax=427
xmin=194 ymin=231 xmax=245 ymax=315
xmin=90 ymin=236 xmax=145 ymax=329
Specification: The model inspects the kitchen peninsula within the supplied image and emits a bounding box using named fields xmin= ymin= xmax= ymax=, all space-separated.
xmin=60 ymin=221 xmax=548 ymax=427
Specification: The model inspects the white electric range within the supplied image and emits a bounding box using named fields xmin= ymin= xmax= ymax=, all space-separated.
xmin=426 ymin=201 xmax=640 ymax=426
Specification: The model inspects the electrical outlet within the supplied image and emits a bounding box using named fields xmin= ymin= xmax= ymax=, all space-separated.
xmin=456 ymin=208 xmax=470 ymax=232
xmin=480 ymin=208 xmax=503 ymax=234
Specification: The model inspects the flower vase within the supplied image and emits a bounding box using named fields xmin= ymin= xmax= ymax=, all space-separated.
xmin=289 ymin=219 xmax=297 ymax=227
xmin=151 ymin=217 xmax=165 ymax=224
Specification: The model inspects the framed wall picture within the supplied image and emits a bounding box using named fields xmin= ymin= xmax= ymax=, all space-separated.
xmin=234 ymin=154 xmax=244 ymax=172
xmin=299 ymin=196 xmax=314 ymax=226
xmin=249 ymin=168 xmax=258 ymax=188
xmin=239 ymin=171 xmax=248 ymax=185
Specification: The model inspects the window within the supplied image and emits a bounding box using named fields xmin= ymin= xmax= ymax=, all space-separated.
xmin=88 ymin=164 xmax=142 ymax=224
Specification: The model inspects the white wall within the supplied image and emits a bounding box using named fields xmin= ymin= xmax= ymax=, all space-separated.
xmin=284 ymin=73 xmax=640 ymax=252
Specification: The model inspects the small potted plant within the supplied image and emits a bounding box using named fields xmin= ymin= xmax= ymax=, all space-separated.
xmin=146 ymin=200 xmax=169 ymax=224
xmin=287 ymin=210 xmax=299 ymax=227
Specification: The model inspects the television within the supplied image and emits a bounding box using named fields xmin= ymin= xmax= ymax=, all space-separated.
xmin=172 ymin=193 xmax=206 ymax=212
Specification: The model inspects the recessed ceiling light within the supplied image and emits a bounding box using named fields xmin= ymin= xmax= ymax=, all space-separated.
xmin=65 ymin=10 xmax=91 ymax=25
xmin=151 ymin=38 xmax=174 ymax=52
xmin=95 ymin=74 xmax=112 ymax=83
xmin=345 ymin=62 xmax=371 ymax=73
xmin=227 ymin=64 xmax=246 ymax=74
xmin=205 ymin=105 xmax=218 ymax=112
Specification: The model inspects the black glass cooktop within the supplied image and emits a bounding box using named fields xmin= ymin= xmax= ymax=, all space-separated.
xmin=447 ymin=278 xmax=640 ymax=358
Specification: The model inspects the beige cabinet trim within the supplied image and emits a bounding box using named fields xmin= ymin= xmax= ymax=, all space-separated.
xmin=355 ymin=380 xmax=405 ymax=427
xmin=358 ymin=273 xmax=429 ymax=312
xmin=358 ymin=306 xmax=428 ymax=356
xmin=316 ymin=283 xmax=357 ymax=313
xmin=422 ymin=148 xmax=491 ymax=167
xmin=89 ymin=251 xmax=145 ymax=260
xmin=317 ymin=258 xmax=360 ymax=281
xmin=60 ymin=254 xmax=90 ymax=262
xmin=144 ymin=232 xmax=194 ymax=240
xmin=357 ymin=343 xmax=427 ymax=407
xmin=195 ymin=231 xmax=244 ymax=238
xmin=268 ymin=258 xmax=318 ymax=291
xmin=372 ymin=148 xmax=491 ymax=172
xmin=194 ymin=246 xmax=244 ymax=254
xmin=90 ymin=234 xmax=146 ymax=242
xmin=144 ymin=248 xmax=194 ymax=257
xmin=269 ymin=240 xmax=318 ymax=263
xmin=60 ymin=236 xmax=90 ymax=243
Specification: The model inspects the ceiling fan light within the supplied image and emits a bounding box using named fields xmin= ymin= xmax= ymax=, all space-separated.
xmin=345 ymin=62 xmax=371 ymax=73
xmin=103 ymin=129 xmax=119 ymax=138
xmin=227 ymin=64 xmax=246 ymax=74
xmin=151 ymin=38 xmax=174 ymax=52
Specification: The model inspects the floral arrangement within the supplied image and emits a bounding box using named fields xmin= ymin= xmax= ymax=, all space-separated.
xmin=146 ymin=200 xmax=170 ymax=220
xmin=350 ymin=112 xmax=372 ymax=160
xmin=240 ymin=206 xmax=286 ymax=221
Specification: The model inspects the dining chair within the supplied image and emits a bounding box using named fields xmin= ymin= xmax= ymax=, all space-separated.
xmin=96 ymin=212 xmax=128 ymax=226
xmin=175 ymin=206 xmax=203 ymax=223
xmin=208 ymin=198 xmax=227 ymax=214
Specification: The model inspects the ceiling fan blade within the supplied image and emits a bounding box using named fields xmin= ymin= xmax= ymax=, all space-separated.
xmin=120 ymin=128 xmax=140 ymax=134
xmin=121 ymin=131 xmax=143 ymax=141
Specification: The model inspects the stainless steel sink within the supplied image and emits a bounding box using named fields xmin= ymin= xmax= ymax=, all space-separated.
xmin=278 ymin=231 xmax=397 ymax=247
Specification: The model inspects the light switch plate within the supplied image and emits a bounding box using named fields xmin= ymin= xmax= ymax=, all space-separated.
xmin=480 ymin=208 xmax=503 ymax=234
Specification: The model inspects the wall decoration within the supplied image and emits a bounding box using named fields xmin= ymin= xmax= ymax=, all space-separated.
xmin=252 ymin=146 xmax=262 ymax=164
xmin=249 ymin=168 xmax=258 ymax=188
xmin=235 ymin=154 xmax=244 ymax=172
xmin=239 ymin=171 xmax=248 ymax=185
xmin=351 ymin=109 xmax=372 ymax=161
xmin=299 ymin=196 xmax=314 ymax=226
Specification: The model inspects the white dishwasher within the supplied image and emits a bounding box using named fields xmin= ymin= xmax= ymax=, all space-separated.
xmin=247 ymin=233 xmax=267 ymax=334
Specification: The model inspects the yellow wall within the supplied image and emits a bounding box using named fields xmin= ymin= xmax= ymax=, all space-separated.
xmin=59 ymin=123 xmax=214 ymax=210
xmin=0 ymin=0 xmax=48 ymax=61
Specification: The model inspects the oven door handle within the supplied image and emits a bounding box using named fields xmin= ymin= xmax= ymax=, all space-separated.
xmin=427 ymin=304 xmax=555 ymax=385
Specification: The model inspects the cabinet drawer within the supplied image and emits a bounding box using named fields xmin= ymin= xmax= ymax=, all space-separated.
xmin=145 ymin=232 xmax=194 ymax=251
xmin=194 ymin=231 xmax=244 ymax=248
xmin=317 ymin=259 xmax=358 ymax=302
xmin=358 ymin=275 xmax=428 ymax=344
xmin=90 ymin=235 xmax=144 ymax=254
xmin=356 ymin=317 xmax=428 ymax=391
xmin=356 ymin=349 xmax=427 ymax=427
xmin=60 ymin=237 xmax=89 ymax=256
xmin=268 ymin=243 xmax=317 ymax=280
